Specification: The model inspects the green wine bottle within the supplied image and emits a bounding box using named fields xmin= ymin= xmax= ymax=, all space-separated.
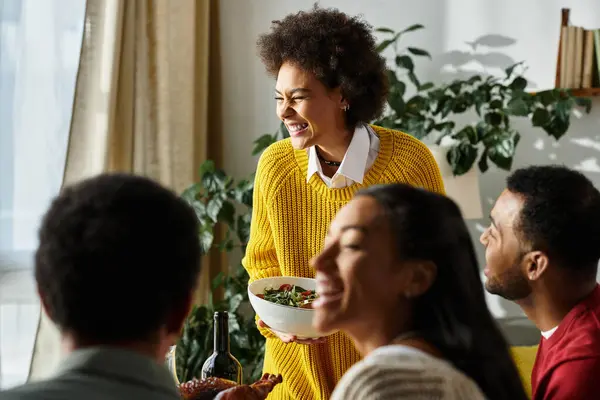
xmin=200 ymin=311 xmax=243 ymax=384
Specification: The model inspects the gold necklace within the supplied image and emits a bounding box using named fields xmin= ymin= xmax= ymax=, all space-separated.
xmin=316 ymin=147 xmax=342 ymax=167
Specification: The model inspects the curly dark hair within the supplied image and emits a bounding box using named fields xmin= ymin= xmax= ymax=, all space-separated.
xmin=507 ymin=165 xmax=600 ymax=273
xmin=257 ymin=5 xmax=388 ymax=130
xmin=35 ymin=173 xmax=201 ymax=343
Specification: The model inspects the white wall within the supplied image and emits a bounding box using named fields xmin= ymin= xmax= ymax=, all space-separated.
xmin=218 ymin=0 xmax=600 ymax=321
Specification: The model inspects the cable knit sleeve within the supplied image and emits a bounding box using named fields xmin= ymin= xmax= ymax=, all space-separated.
xmin=413 ymin=142 xmax=445 ymax=195
xmin=242 ymin=148 xmax=282 ymax=339
xmin=395 ymin=131 xmax=446 ymax=196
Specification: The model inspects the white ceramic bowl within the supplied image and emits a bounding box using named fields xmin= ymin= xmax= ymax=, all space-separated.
xmin=248 ymin=276 xmax=335 ymax=339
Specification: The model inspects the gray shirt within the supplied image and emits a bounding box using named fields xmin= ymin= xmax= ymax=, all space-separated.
xmin=0 ymin=347 xmax=180 ymax=400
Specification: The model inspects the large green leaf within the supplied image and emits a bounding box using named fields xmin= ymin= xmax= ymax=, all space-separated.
xmin=181 ymin=183 xmax=201 ymax=204
xmin=482 ymin=129 xmax=520 ymax=171
xmin=388 ymin=90 xmax=405 ymax=115
xmin=554 ymin=98 xmax=573 ymax=122
xmin=454 ymin=125 xmax=478 ymax=145
xmin=189 ymin=200 xmax=207 ymax=223
xmin=199 ymin=160 xmax=216 ymax=178
xmin=542 ymin=116 xmax=570 ymax=140
xmin=536 ymin=89 xmax=560 ymax=106
xmin=376 ymin=38 xmax=396 ymax=53
xmin=396 ymin=55 xmax=414 ymax=71
xmin=201 ymin=170 xmax=226 ymax=193
xmin=531 ymin=108 xmax=550 ymax=127
xmin=485 ymin=112 xmax=503 ymax=126
xmin=206 ymin=196 xmax=224 ymax=223
xmin=400 ymin=23 xmax=425 ymax=33
xmin=198 ymin=224 xmax=214 ymax=254
xmin=504 ymin=61 xmax=524 ymax=78
xmin=506 ymin=98 xmax=530 ymax=116
xmin=211 ymin=272 xmax=225 ymax=291
xmin=231 ymin=179 xmax=253 ymax=207
xmin=509 ymin=76 xmax=527 ymax=92
xmin=434 ymin=121 xmax=455 ymax=134
xmin=217 ymin=200 xmax=235 ymax=228
xmin=252 ymin=134 xmax=278 ymax=156
xmin=478 ymin=148 xmax=489 ymax=173
xmin=489 ymin=99 xmax=503 ymax=109
xmin=236 ymin=213 xmax=252 ymax=246
xmin=228 ymin=293 xmax=244 ymax=314
xmin=407 ymin=47 xmax=431 ymax=59
xmin=447 ymin=141 xmax=478 ymax=176
xmin=408 ymin=71 xmax=421 ymax=90
xmin=419 ymin=82 xmax=435 ymax=91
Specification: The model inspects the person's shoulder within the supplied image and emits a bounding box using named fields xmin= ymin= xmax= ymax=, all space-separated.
xmin=0 ymin=380 xmax=66 ymax=400
xmin=369 ymin=125 xmax=445 ymax=194
xmin=332 ymin=345 xmax=485 ymax=400
xmin=256 ymin=138 xmax=295 ymax=172
xmin=254 ymin=138 xmax=302 ymax=196
xmin=541 ymin=357 xmax=600 ymax=399
xmin=371 ymin=125 xmax=433 ymax=158
xmin=551 ymin=304 xmax=600 ymax=361
xmin=370 ymin=125 xmax=439 ymax=172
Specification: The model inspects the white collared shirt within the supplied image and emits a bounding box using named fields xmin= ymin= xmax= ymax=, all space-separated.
xmin=541 ymin=326 xmax=558 ymax=339
xmin=307 ymin=124 xmax=380 ymax=188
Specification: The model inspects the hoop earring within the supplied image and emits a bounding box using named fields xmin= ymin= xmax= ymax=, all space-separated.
xmin=342 ymin=104 xmax=349 ymax=112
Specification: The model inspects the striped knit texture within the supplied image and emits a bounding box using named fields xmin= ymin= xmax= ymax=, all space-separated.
xmin=330 ymin=345 xmax=486 ymax=400
xmin=242 ymin=125 xmax=445 ymax=400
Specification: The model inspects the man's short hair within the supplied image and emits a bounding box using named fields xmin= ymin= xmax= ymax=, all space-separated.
xmin=507 ymin=165 xmax=600 ymax=273
xmin=35 ymin=173 xmax=201 ymax=343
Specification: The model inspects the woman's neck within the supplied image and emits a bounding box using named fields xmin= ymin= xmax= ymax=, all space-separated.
xmin=315 ymin=127 xmax=353 ymax=163
xmin=347 ymin=314 xmax=411 ymax=356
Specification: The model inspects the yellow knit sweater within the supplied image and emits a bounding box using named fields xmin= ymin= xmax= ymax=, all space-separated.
xmin=242 ymin=125 xmax=445 ymax=400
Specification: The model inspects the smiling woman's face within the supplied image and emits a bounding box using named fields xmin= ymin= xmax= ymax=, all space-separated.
xmin=275 ymin=62 xmax=347 ymax=150
xmin=311 ymin=196 xmax=405 ymax=336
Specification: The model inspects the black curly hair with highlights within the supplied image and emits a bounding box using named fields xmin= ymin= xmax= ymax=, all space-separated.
xmin=257 ymin=5 xmax=389 ymax=130
xmin=507 ymin=165 xmax=600 ymax=274
xmin=35 ymin=173 xmax=202 ymax=344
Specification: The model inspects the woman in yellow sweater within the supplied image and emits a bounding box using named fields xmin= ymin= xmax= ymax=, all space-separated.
xmin=243 ymin=5 xmax=445 ymax=399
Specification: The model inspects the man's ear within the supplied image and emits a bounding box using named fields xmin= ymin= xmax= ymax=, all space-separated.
xmin=524 ymin=251 xmax=549 ymax=281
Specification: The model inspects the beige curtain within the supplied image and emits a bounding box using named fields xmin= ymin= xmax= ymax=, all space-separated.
xmin=28 ymin=0 xmax=223 ymax=380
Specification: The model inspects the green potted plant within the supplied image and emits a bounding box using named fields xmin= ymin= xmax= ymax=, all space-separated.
xmin=173 ymin=123 xmax=289 ymax=385
xmin=373 ymin=24 xmax=592 ymax=175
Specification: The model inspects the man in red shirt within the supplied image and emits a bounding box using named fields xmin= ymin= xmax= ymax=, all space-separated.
xmin=480 ymin=165 xmax=600 ymax=400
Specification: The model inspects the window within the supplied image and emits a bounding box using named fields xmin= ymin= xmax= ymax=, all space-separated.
xmin=0 ymin=0 xmax=85 ymax=388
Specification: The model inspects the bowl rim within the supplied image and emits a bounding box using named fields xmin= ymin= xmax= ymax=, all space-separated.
xmin=248 ymin=279 xmax=317 ymax=313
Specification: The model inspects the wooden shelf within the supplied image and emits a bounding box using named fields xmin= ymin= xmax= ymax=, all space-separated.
xmin=528 ymin=88 xmax=600 ymax=97
xmin=568 ymin=88 xmax=600 ymax=97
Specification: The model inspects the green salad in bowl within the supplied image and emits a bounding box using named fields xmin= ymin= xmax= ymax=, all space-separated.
xmin=257 ymin=284 xmax=318 ymax=309
xmin=248 ymin=277 xmax=334 ymax=339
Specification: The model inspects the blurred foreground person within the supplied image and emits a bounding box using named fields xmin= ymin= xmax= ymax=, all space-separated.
xmin=1 ymin=173 xmax=201 ymax=400
xmin=313 ymin=183 xmax=529 ymax=400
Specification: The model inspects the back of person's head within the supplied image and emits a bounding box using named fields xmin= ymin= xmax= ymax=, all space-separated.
xmin=35 ymin=173 xmax=201 ymax=346
xmin=507 ymin=165 xmax=600 ymax=276
xmin=356 ymin=184 xmax=528 ymax=400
